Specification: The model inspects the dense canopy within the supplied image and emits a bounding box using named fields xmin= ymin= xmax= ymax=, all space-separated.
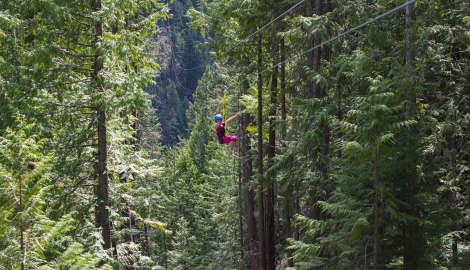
xmin=1 ymin=0 xmax=469 ymax=269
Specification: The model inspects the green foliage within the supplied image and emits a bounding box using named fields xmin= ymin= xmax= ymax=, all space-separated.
xmin=2 ymin=0 xmax=470 ymax=268
xmin=282 ymin=0 xmax=470 ymax=268
xmin=150 ymin=65 xmax=244 ymax=269
xmin=0 ymin=0 xmax=169 ymax=268
xmin=0 ymin=121 xmax=112 ymax=268
xmin=150 ymin=0 xmax=210 ymax=146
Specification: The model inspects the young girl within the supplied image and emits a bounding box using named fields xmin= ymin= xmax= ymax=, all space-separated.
xmin=214 ymin=112 xmax=241 ymax=156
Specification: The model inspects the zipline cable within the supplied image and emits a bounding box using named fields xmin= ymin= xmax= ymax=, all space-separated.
xmin=218 ymin=0 xmax=304 ymax=117
xmin=258 ymin=0 xmax=417 ymax=75
xmin=226 ymin=0 xmax=306 ymax=52
xmin=170 ymin=54 xmax=193 ymax=92
xmin=166 ymin=18 xmax=206 ymax=71
xmin=165 ymin=18 xmax=197 ymax=94
xmin=172 ymin=48 xmax=206 ymax=71
xmin=164 ymin=0 xmax=304 ymax=89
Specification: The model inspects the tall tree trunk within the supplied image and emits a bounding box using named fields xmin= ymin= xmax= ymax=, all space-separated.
xmin=257 ymin=37 xmax=267 ymax=270
xmin=97 ymin=109 xmax=111 ymax=250
xmin=294 ymin=196 xmax=300 ymax=241
xmin=451 ymin=137 xmax=458 ymax=266
xmin=308 ymin=0 xmax=326 ymax=227
xmin=310 ymin=0 xmax=324 ymax=215
xmin=281 ymin=37 xmax=294 ymax=268
xmin=92 ymin=0 xmax=111 ymax=252
xmin=19 ymin=172 xmax=24 ymax=270
xmin=320 ymin=0 xmax=330 ymax=207
xmin=312 ymin=0 xmax=322 ymax=99
xmin=311 ymin=0 xmax=331 ymax=243
xmin=280 ymin=38 xmax=287 ymax=142
xmin=373 ymin=144 xmax=379 ymax=270
xmin=144 ymin=223 xmax=150 ymax=256
xmin=236 ymin=86 xmax=245 ymax=267
xmin=241 ymin=78 xmax=259 ymax=270
xmin=306 ymin=0 xmax=314 ymax=98
xmin=404 ymin=1 xmax=417 ymax=269
xmin=266 ymin=61 xmax=278 ymax=270
xmin=238 ymin=165 xmax=245 ymax=268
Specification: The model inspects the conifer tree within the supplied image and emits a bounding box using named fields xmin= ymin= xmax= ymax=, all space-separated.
xmin=1 ymin=0 xmax=168 ymax=268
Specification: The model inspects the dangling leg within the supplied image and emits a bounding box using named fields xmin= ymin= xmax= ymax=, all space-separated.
xmin=224 ymin=136 xmax=237 ymax=157
xmin=229 ymin=136 xmax=237 ymax=156
xmin=228 ymin=141 xmax=236 ymax=156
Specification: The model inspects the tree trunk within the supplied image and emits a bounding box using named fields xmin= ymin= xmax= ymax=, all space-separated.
xmin=312 ymin=0 xmax=322 ymax=99
xmin=236 ymin=98 xmax=245 ymax=267
xmin=294 ymin=196 xmax=300 ymax=241
xmin=238 ymin=174 xmax=245 ymax=268
xmin=266 ymin=61 xmax=277 ymax=270
xmin=97 ymin=108 xmax=111 ymax=250
xmin=373 ymin=145 xmax=379 ymax=270
xmin=306 ymin=0 xmax=314 ymax=98
xmin=280 ymin=38 xmax=286 ymax=142
xmin=285 ymin=202 xmax=294 ymax=268
xmin=320 ymin=0 xmax=331 ymax=212
xmin=280 ymin=37 xmax=294 ymax=268
xmin=97 ymin=109 xmax=111 ymax=250
xmin=404 ymin=1 xmax=417 ymax=269
xmin=92 ymin=0 xmax=111 ymax=252
xmin=257 ymin=37 xmax=267 ymax=270
xmin=322 ymin=0 xmax=331 ymax=98
xmin=19 ymin=172 xmax=24 ymax=270
xmin=241 ymin=78 xmax=259 ymax=270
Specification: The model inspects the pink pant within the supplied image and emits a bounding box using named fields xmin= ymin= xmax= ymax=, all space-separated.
xmin=222 ymin=136 xmax=237 ymax=144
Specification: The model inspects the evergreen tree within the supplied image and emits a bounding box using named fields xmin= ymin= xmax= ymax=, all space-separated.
xmin=150 ymin=0 xmax=210 ymax=146
xmin=1 ymin=0 xmax=168 ymax=268
xmin=2 ymin=0 xmax=470 ymax=268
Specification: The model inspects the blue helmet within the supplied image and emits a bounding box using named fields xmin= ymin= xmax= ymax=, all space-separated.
xmin=214 ymin=114 xmax=223 ymax=121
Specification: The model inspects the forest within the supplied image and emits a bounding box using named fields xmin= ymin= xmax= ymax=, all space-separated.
xmin=0 ymin=0 xmax=469 ymax=269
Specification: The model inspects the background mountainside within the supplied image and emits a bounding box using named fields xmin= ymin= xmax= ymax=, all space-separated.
xmin=147 ymin=0 xmax=210 ymax=146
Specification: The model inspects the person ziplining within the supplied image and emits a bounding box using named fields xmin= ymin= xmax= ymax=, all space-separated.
xmin=214 ymin=112 xmax=241 ymax=156
xmin=214 ymin=86 xmax=242 ymax=156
